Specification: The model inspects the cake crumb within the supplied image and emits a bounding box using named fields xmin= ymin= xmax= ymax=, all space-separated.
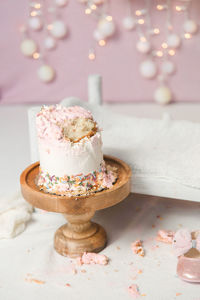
xmin=25 ymin=277 xmax=45 ymax=285
xmin=65 ymin=283 xmax=71 ymax=287
xmin=81 ymin=269 xmax=86 ymax=273
xmin=77 ymin=252 xmax=109 ymax=265
xmin=131 ymin=240 xmax=145 ymax=257
xmin=116 ymin=246 xmax=121 ymax=250
xmin=128 ymin=284 xmax=140 ymax=298
xmin=156 ymin=230 xmax=175 ymax=244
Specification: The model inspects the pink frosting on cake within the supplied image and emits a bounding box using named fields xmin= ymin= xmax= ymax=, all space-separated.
xmin=36 ymin=105 xmax=93 ymax=141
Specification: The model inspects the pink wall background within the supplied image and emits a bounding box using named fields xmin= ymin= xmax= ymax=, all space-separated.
xmin=1 ymin=0 xmax=200 ymax=104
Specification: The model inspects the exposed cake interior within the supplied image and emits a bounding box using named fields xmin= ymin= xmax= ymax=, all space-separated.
xmin=36 ymin=105 xmax=117 ymax=196
xmin=63 ymin=117 xmax=97 ymax=142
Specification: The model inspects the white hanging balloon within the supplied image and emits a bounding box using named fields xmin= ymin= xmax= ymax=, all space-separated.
xmin=55 ymin=0 xmax=68 ymax=7
xmin=140 ymin=60 xmax=157 ymax=79
xmin=136 ymin=40 xmax=151 ymax=54
xmin=167 ymin=34 xmax=181 ymax=49
xmin=28 ymin=17 xmax=43 ymax=31
xmin=38 ymin=65 xmax=55 ymax=83
xmin=93 ymin=29 xmax=106 ymax=41
xmin=161 ymin=60 xmax=175 ymax=75
xmin=98 ymin=19 xmax=115 ymax=38
xmin=20 ymin=39 xmax=37 ymax=57
xmin=183 ymin=20 xmax=198 ymax=34
xmin=44 ymin=36 xmax=56 ymax=50
xmin=122 ymin=16 xmax=136 ymax=31
xmin=51 ymin=20 xmax=68 ymax=39
xmin=154 ymin=85 xmax=172 ymax=105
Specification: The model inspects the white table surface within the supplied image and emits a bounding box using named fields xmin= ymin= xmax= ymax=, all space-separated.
xmin=0 ymin=104 xmax=200 ymax=300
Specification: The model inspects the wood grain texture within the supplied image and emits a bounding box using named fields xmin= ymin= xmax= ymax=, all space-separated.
xmin=20 ymin=155 xmax=131 ymax=257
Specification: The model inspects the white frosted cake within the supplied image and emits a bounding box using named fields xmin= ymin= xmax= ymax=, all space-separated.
xmin=36 ymin=105 xmax=117 ymax=196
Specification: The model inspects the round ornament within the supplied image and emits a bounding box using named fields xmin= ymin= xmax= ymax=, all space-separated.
xmin=51 ymin=20 xmax=68 ymax=39
xmin=98 ymin=19 xmax=115 ymax=38
xmin=28 ymin=17 xmax=43 ymax=31
xmin=44 ymin=36 xmax=56 ymax=50
xmin=140 ymin=60 xmax=157 ymax=79
xmin=183 ymin=20 xmax=198 ymax=34
xmin=161 ymin=60 xmax=175 ymax=75
xmin=154 ymin=85 xmax=172 ymax=105
xmin=167 ymin=34 xmax=181 ymax=49
xmin=55 ymin=0 xmax=68 ymax=7
xmin=38 ymin=65 xmax=55 ymax=83
xmin=122 ymin=16 xmax=136 ymax=31
xmin=136 ymin=40 xmax=151 ymax=54
xmin=20 ymin=39 xmax=37 ymax=57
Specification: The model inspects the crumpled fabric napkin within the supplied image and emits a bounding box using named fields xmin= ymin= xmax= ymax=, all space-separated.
xmin=0 ymin=192 xmax=33 ymax=238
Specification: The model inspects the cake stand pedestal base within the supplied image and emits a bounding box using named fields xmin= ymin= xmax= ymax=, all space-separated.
xmin=20 ymin=155 xmax=131 ymax=257
xmin=54 ymin=211 xmax=107 ymax=257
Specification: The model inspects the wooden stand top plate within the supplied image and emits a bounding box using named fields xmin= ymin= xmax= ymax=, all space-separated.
xmin=20 ymin=155 xmax=132 ymax=215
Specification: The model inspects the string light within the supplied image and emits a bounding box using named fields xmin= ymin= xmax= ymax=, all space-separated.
xmin=34 ymin=3 xmax=41 ymax=9
xmin=175 ymin=6 xmax=181 ymax=12
xmin=99 ymin=39 xmax=106 ymax=46
xmin=88 ymin=52 xmax=95 ymax=60
xmin=140 ymin=36 xmax=146 ymax=42
xmin=33 ymin=52 xmax=40 ymax=59
xmin=176 ymin=5 xmax=186 ymax=12
xmin=156 ymin=50 xmax=163 ymax=57
xmin=85 ymin=8 xmax=91 ymax=14
xmin=162 ymin=42 xmax=168 ymax=49
xmin=154 ymin=28 xmax=160 ymax=34
xmin=157 ymin=5 xmax=164 ymax=10
xmin=106 ymin=15 xmax=112 ymax=21
xmin=135 ymin=10 xmax=142 ymax=16
xmin=168 ymin=49 xmax=175 ymax=56
xmin=91 ymin=4 xmax=97 ymax=10
xmin=138 ymin=19 xmax=145 ymax=25
xmin=184 ymin=33 xmax=192 ymax=39
xmin=30 ymin=11 xmax=37 ymax=17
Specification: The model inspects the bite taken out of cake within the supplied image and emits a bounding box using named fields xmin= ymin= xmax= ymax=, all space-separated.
xmin=36 ymin=105 xmax=117 ymax=197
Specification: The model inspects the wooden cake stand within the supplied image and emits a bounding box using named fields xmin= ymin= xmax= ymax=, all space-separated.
xmin=20 ymin=155 xmax=131 ymax=258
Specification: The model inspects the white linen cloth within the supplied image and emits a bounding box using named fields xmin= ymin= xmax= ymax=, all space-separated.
xmin=0 ymin=192 xmax=33 ymax=238
xmin=28 ymin=98 xmax=200 ymax=190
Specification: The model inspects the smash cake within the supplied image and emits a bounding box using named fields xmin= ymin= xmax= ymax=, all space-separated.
xmin=36 ymin=105 xmax=117 ymax=196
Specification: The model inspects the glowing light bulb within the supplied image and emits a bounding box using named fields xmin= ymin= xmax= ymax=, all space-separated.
xmin=157 ymin=5 xmax=163 ymax=10
xmin=30 ymin=11 xmax=37 ymax=17
xmin=91 ymin=4 xmax=97 ymax=10
xmin=176 ymin=6 xmax=181 ymax=12
xmin=162 ymin=42 xmax=168 ymax=49
xmin=138 ymin=19 xmax=145 ymax=25
xmin=88 ymin=52 xmax=95 ymax=60
xmin=135 ymin=10 xmax=142 ymax=16
xmin=85 ymin=8 xmax=91 ymax=14
xmin=99 ymin=39 xmax=106 ymax=46
xmin=168 ymin=49 xmax=175 ymax=56
xmin=157 ymin=50 xmax=163 ymax=57
xmin=140 ymin=36 xmax=146 ymax=42
xmin=154 ymin=28 xmax=160 ymax=34
xmin=184 ymin=33 xmax=192 ymax=39
xmin=33 ymin=52 xmax=40 ymax=59
xmin=106 ymin=15 xmax=113 ymax=21
xmin=34 ymin=3 xmax=41 ymax=9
